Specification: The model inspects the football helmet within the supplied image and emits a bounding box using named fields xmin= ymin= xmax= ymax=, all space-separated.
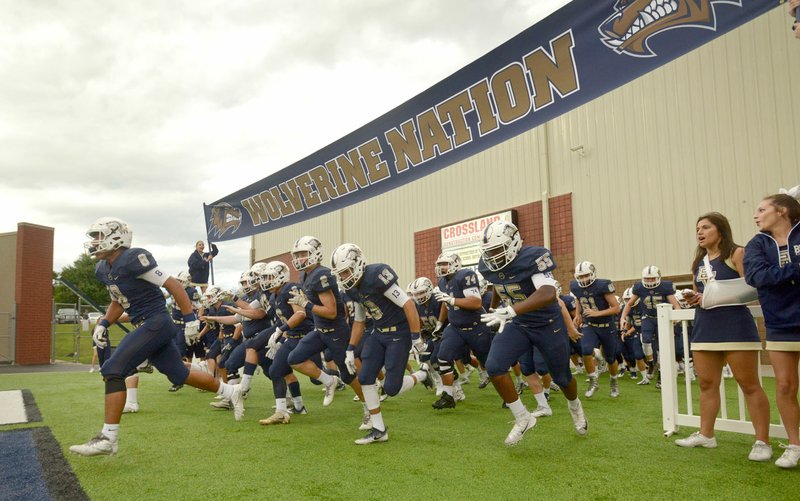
xmin=84 ymin=217 xmax=132 ymax=256
xmin=202 ymin=286 xmax=224 ymax=308
xmin=176 ymin=271 xmax=191 ymax=287
xmin=331 ymin=244 xmax=365 ymax=290
xmin=239 ymin=271 xmax=258 ymax=295
xmin=407 ymin=277 xmax=433 ymax=305
xmin=622 ymin=287 xmax=633 ymax=302
xmin=435 ymin=252 xmax=462 ymax=278
xmin=574 ymin=261 xmax=596 ymax=288
xmin=641 ymin=265 xmax=662 ymax=289
xmin=480 ymin=221 xmax=522 ymax=271
xmin=259 ymin=261 xmax=290 ymax=291
xmin=477 ymin=273 xmax=490 ymax=295
xmin=291 ymin=236 xmax=323 ymax=271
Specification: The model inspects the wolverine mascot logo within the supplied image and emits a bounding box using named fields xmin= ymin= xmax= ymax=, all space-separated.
xmin=208 ymin=203 xmax=242 ymax=238
xmin=599 ymin=0 xmax=741 ymax=57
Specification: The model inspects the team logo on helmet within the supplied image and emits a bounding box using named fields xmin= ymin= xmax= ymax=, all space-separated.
xmin=598 ymin=0 xmax=741 ymax=58
xmin=208 ymin=203 xmax=242 ymax=238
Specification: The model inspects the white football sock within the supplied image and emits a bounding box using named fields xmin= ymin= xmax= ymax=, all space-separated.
xmin=102 ymin=423 xmax=119 ymax=442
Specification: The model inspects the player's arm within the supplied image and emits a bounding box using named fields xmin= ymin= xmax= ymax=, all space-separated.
xmin=558 ymin=298 xmax=582 ymax=341
xmin=310 ymin=289 xmax=337 ymax=320
xmin=224 ymin=301 xmax=267 ymax=320
xmin=595 ymin=292 xmax=620 ymax=316
xmin=455 ymin=287 xmax=482 ymax=311
xmin=348 ymin=303 xmax=366 ymax=348
xmin=619 ymin=294 xmax=639 ymax=330
xmin=286 ymin=301 xmax=308 ymax=327
xmin=203 ymin=314 xmax=241 ymax=326
xmin=437 ymin=301 xmax=449 ymax=323
xmin=666 ymin=294 xmax=682 ymax=310
xmin=509 ymin=273 xmax=557 ymax=315
xmin=102 ymin=301 xmax=125 ymax=325
xmin=232 ymin=323 xmax=243 ymax=341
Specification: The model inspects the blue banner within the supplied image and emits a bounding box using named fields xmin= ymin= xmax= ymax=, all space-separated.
xmin=205 ymin=0 xmax=778 ymax=241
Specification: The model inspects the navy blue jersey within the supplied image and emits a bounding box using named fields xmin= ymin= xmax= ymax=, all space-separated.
xmin=569 ymin=278 xmax=616 ymax=322
xmin=694 ymin=256 xmax=740 ymax=293
xmin=203 ymin=303 xmax=223 ymax=335
xmin=560 ymin=294 xmax=577 ymax=313
xmin=625 ymin=300 xmax=642 ymax=328
xmin=271 ymin=283 xmax=314 ymax=336
xmin=300 ymin=266 xmax=347 ymax=329
xmin=240 ymin=292 xmax=273 ymax=337
xmin=218 ymin=302 xmax=237 ymax=336
xmin=478 ymin=246 xmax=561 ymax=327
xmin=172 ymin=286 xmax=201 ymax=321
xmin=415 ymin=298 xmax=442 ymax=336
xmin=632 ymin=280 xmax=675 ymax=317
xmin=95 ymin=247 xmax=168 ymax=324
xmin=345 ymin=264 xmax=407 ymax=330
xmin=437 ymin=269 xmax=485 ymax=327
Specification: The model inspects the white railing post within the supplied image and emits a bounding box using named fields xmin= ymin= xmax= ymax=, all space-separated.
xmin=657 ymin=303 xmax=679 ymax=436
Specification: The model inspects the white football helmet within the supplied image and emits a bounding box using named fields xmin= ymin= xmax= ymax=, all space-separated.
xmin=239 ymin=271 xmax=257 ymax=295
xmin=331 ymin=244 xmax=365 ymax=290
xmin=407 ymin=277 xmax=433 ymax=305
xmin=554 ymin=280 xmax=563 ymax=296
xmin=259 ymin=261 xmax=290 ymax=291
xmin=622 ymin=287 xmax=633 ymax=302
xmin=291 ymin=236 xmax=324 ymax=271
xmin=642 ymin=265 xmax=662 ymax=289
xmin=435 ymin=252 xmax=462 ymax=278
xmin=480 ymin=221 xmax=522 ymax=271
xmin=574 ymin=261 xmax=596 ymax=288
xmin=202 ymin=286 xmax=224 ymax=308
xmin=84 ymin=217 xmax=132 ymax=256
xmin=176 ymin=271 xmax=191 ymax=287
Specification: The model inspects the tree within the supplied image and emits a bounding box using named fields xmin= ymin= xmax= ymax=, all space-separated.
xmin=53 ymin=254 xmax=109 ymax=307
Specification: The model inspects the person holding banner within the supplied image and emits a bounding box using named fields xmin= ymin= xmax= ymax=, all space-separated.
xmin=674 ymin=212 xmax=771 ymax=462
xmin=744 ymin=191 xmax=800 ymax=468
xmin=188 ymin=240 xmax=218 ymax=292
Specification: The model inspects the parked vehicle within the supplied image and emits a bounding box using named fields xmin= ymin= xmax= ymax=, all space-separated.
xmin=56 ymin=308 xmax=80 ymax=324
xmin=85 ymin=312 xmax=103 ymax=324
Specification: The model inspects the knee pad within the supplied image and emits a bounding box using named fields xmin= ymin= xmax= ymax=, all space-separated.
xmin=436 ymin=359 xmax=453 ymax=376
xmin=105 ymin=376 xmax=126 ymax=394
xmin=642 ymin=343 xmax=653 ymax=357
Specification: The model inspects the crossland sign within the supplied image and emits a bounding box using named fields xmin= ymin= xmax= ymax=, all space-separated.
xmin=205 ymin=0 xmax=777 ymax=242
xmin=441 ymin=211 xmax=514 ymax=249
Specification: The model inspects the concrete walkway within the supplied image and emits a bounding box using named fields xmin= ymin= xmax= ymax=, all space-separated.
xmin=0 ymin=361 xmax=94 ymax=375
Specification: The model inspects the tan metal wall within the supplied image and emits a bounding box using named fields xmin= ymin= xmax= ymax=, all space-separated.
xmin=253 ymin=7 xmax=799 ymax=286
xmin=0 ymin=232 xmax=17 ymax=362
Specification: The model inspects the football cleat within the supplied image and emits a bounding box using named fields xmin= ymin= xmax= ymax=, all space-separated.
xmin=569 ymin=400 xmax=588 ymax=436
xmin=123 ymin=402 xmax=139 ymax=413
xmin=168 ymin=384 xmax=183 ymax=392
xmin=585 ymin=378 xmax=599 ymax=398
xmin=323 ymin=376 xmax=339 ymax=407
xmin=531 ymin=405 xmax=553 ymax=418
xmin=69 ymin=434 xmax=118 ymax=457
xmin=432 ymin=393 xmax=456 ymax=410
xmin=259 ymin=410 xmax=290 ymax=425
xmin=478 ymin=370 xmax=490 ymax=389
xmin=610 ymin=378 xmax=620 ymax=398
xmin=504 ymin=413 xmax=537 ymax=446
xmin=355 ymin=427 xmax=388 ymax=445
xmin=288 ymin=406 xmax=308 ymax=415
xmin=359 ymin=413 xmax=373 ymax=431
xmin=210 ymin=399 xmax=232 ymax=409
xmin=637 ymin=376 xmax=650 ymax=385
xmin=453 ymin=384 xmax=466 ymax=402
xmin=549 ymin=383 xmax=560 ymax=392
xmin=230 ymin=384 xmax=245 ymax=421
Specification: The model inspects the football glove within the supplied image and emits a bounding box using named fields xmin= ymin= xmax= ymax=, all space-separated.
xmin=345 ymin=349 xmax=356 ymax=375
xmin=266 ymin=343 xmax=279 ymax=360
xmin=431 ymin=321 xmax=444 ymax=338
xmin=411 ymin=335 xmax=428 ymax=357
xmin=480 ymin=305 xmax=517 ymax=332
xmin=184 ymin=316 xmax=201 ymax=344
xmin=433 ymin=288 xmax=455 ymax=306
xmin=267 ymin=327 xmax=284 ymax=351
xmin=288 ymin=289 xmax=309 ymax=308
xmin=92 ymin=320 xmax=109 ymax=349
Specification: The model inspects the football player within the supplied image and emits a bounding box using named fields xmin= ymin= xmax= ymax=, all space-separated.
xmin=619 ymin=287 xmax=648 ymax=381
xmin=331 ymin=243 xmax=429 ymax=444
xmin=407 ymin=277 xmax=441 ymax=392
xmin=431 ymin=252 xmax=492 ymax=410
xmin=619 ymin=265 xmax=682 ymax=388
xmin=258 ymin=261 xmax=316 ymax=424
xmin=570 ymin=262 xmax=622 ymax=398
xmin=70 ymin=218 xmax=244 ymax=457
xmin=285 ymin=236 xmax=368 ymax=418
xmin=478 ymin=221 xmax=588 ymax=446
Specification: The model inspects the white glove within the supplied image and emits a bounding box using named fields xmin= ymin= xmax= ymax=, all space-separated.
xmin=412 ymin=336 xmax=428 ymax=357
xmin=266 ymin=343 xmax=279 ymax=360
xmin=92 ymin=323 xmax=108 ymax=349
xmin=480 ymin=305 xmax=517 ymax=332
xmin=433 ymin=288 xmax=455 ymax=306
xmin=184 ymin=320 xmax=200 ymax=344
xmin=345 ymin=349 xmax=356 ymax=375
xmin=431 ymin=321 xmax=444 ymax=338
xmin=267 ymin=327 xmax=284 ymax=351
xmin=288 ymin=289 xmax=309 ymax=308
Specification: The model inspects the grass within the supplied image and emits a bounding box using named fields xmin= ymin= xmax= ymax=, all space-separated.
xmin=1 ymin=369 xmax=798 ymax=500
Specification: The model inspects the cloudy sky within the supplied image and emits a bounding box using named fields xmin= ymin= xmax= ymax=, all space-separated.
xmin=1 ymin=0 xmax=569 ymax=287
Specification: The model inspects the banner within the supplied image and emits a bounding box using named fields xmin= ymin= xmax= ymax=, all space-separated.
xmin=205 ymin=0 xmax=778 ymax=241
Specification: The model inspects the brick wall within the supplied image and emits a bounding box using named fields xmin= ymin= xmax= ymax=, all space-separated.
xmin=413 ymin=193 xmax=575 ymax=286
xmin=15 ymin=223 xmax=54 ymax=365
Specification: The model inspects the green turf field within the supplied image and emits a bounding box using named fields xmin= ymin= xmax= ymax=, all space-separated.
xmin=0 ymin=369 xmax=797 ymax=500
xmin=52 ymin=323 xmax=133 ymax=364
